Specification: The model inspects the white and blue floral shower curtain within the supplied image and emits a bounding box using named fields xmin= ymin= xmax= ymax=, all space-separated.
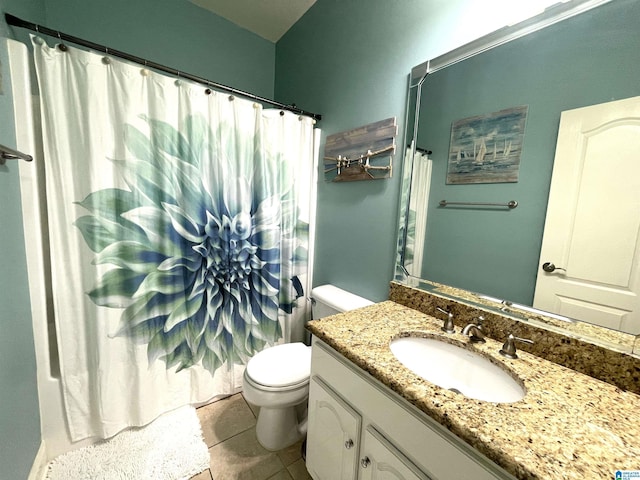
xmin=32 ymin=37 xmax=317 ymax=441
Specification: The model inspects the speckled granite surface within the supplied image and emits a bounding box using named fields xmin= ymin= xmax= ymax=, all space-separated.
xmin=307 ymin=301 xmax=640 ymax=480
xmin=419 ymin=280 xmax=638 ymax=352
xmin=390 ymin=282 xmax=640 ymax=395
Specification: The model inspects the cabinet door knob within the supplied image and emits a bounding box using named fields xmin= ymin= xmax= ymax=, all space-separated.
xmin=360 ymin=456 xmax=371 ymax=468
xmin=344 ymin=439 xmax=354 ymax=449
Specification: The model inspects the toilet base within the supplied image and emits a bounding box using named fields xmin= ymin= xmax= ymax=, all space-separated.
xmin=255 ymin=405 xmax=305 ymax=451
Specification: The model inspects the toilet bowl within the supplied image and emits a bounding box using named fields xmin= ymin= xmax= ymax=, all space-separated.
xmin=242 ymin=342 xmax=312 ymax=451
xmin=242 ymin=285 xmax=373 ymax=451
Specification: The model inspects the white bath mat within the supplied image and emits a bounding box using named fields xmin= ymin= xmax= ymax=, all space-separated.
xmin=45 ymin=405 xmax=209 ymax=480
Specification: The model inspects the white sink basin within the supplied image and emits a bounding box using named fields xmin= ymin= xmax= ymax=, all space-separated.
xmin=390 ymin=336 xmax=525 ymax=403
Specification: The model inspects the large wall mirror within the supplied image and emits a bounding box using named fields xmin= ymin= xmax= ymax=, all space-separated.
xmin=397 ymin=0 xmax=640 ymax=352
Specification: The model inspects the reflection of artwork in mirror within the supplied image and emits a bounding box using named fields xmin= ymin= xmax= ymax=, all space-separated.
xmin=447 ymin=106 xmax=527 ymax=184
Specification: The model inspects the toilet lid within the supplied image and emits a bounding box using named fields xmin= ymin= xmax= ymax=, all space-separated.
xmin=246 ymin=342 xmax=311 ymax=388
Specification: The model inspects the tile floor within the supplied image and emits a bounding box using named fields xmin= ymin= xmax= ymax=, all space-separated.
xmin=192 ymin=393 xmax=312 ymax=480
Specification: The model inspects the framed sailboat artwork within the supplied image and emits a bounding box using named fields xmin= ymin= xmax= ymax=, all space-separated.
xmin=446 ymin=105 xmax=528 ymax=184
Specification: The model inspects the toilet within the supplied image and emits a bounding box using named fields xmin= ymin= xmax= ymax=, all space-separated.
xmin=242 ymin=284 xmax=373 ymax=451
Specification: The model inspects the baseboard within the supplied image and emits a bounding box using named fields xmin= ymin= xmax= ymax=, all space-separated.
xmin=28 ymin=442 xmax=48 ymax=480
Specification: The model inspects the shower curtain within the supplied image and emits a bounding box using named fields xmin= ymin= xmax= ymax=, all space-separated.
xmin=398 ymin=145 xmax=431 ymax=277
xmin=32 ymin=36 xmax=316 ymax=441
xmin=406 ymin=150 xmax=432 ymax=277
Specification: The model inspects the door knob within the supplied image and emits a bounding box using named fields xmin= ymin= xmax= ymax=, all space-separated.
xmin=542 ymin=262 xmax=566 ymax=273
xmin=344 ymin=439 xmax=354 ymax=449
xmin=360 ymin=456 xmax=371 ymax=468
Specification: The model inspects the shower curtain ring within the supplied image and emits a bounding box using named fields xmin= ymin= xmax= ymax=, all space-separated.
xmin=102 ymin=47 xmax=111 ymax=65
xmin=33 ymin=24 xmax=43 ymax=44
xmin=56 ymin=30 xmax=68 ymax=51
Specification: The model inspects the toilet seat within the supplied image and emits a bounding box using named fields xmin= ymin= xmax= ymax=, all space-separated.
xmin=245 ymin=342 xmax=311 ymax=389
xmin=244 ymin=372 xmax=308 ymax=392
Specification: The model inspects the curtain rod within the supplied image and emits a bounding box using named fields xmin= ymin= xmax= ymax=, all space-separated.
xmin=4 ymin=13 xmax=322 ymax=122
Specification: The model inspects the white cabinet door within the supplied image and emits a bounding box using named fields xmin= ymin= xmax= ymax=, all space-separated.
xmin=359 ymin=426 xmax=434 ymax=480
xmin=306 ymin=375 xmax=361 ymax=480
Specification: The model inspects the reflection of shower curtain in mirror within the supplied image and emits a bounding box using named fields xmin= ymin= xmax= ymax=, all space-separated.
xmin=32 ymin=36 xmax=316 ymax=441
xmin=406 ymin=151 xmax=431 ymax=277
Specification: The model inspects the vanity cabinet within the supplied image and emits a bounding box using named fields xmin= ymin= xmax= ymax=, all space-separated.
xmin=306 ymin=337 xmax=517 ymax=480
xmin=307 ymin=375 xmax=427 ymax=480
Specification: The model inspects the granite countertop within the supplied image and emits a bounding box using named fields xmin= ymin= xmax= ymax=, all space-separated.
xmin=307 ymin=301 xmax=640 ymax=480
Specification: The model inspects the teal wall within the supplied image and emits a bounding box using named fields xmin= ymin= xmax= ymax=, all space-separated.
xmin=0 ymin=44 xmax=41 ymax=480
xmin=0 ymin=0 xmax=274 ymax=476
xmin=276 ymin=0 xmax=637 ymax=301
xmin=43 ymin=0 xmax=275 ymax=99
xmin=0 ymin=2 xmax=44 ymax=479
xmin=417 ymin=0 xmax=640 ymax=305
xmin=274 ymin=0 xmax=569 ymax=302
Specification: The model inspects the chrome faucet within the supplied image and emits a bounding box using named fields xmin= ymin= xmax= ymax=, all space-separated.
xmin=461 ymin=316 xmax=486 ymax=343
xmin=436 ymin=307 xmax=455 ymax=334
xmin=499 ymin=334 xmax=534 ymax=359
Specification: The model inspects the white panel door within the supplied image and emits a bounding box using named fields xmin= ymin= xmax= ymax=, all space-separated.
xmin=306 ymin=375 xmax=360 ymax=480
xmin=533 ymin=96 xmax=640 ymax=334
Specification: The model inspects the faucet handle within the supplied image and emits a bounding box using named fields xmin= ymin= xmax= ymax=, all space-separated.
xmin=474 ymin=315 xmax=485 ymax=327
xmin=499 ymin=334 xmax=534 ymax=359
xmin=436 ymin=307 xmax=455 ymax=334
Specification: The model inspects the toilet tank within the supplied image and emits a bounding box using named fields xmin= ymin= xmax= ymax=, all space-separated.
xmin=310 ymin=284 xmax=374 ymax=319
